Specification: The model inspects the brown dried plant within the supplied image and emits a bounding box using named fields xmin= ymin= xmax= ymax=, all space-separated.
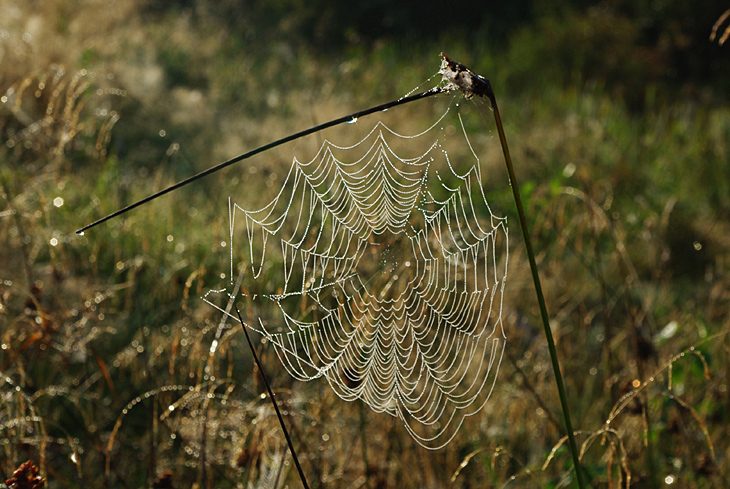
xmin=710 ymin=9 xmax=730 ymax=45
xmin=5 ymin=461 xmax=45 ymax=489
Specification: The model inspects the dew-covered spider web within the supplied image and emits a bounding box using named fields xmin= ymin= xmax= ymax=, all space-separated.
xmin=205 ymin=95 xmax=509 ymax=449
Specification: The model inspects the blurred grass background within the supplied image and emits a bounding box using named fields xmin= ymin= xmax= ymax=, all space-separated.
xmin=2 ymin=0 xmax=730 ymax=487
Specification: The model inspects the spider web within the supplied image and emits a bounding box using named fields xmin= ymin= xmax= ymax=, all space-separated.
xmin=206 ymin=99 xmax=508 ymax=449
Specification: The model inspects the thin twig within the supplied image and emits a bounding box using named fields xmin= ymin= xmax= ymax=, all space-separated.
xmin=233 ymin=304 xmax=310 ymax=489
xmin=710 ymin=9 xmax=730 ymax=45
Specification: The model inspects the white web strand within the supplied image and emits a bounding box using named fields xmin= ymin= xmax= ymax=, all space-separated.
xmin=205 ymin=103 xmax=508 ymax=449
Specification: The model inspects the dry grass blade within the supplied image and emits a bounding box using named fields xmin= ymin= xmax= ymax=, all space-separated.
xmin=668 ymin=395 xmax=716 ymax=460
xmin=449 ymin=448 xmax=486 ymax=485
xmin=607 ymin=331 xmax=728 ymax=423
xmin=710 ymin=9 xmax=730 ymax=45
xmin=542 ymin=330 xmax=730 ymax=487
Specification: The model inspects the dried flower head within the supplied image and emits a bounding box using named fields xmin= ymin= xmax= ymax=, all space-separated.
xmin=439 ymin=53 xmax=491 ymax=99
xmin=5 ymin=461 xmax=45 ymax=489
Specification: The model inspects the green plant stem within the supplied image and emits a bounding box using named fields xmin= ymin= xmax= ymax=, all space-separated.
xmin=484 ymin=83 xmax=588 ymax=489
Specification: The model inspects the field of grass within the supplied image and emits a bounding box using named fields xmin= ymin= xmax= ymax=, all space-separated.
xmin=2 ymin=1 xmax=730 ymax=488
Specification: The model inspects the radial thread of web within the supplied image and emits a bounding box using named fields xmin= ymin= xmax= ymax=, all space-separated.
xmin=207 ymin=106 xmax=508 ymax=449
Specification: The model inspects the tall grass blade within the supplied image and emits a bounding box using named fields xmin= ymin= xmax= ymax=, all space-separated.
xmin=484 ymin=80 xmax=588 ymax=489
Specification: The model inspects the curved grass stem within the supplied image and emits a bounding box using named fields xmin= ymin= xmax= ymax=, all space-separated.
xmin=76 ymin=88 xmax=445 ymax=235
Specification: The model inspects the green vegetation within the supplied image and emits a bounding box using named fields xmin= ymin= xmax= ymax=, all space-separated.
xmin=2 ymin=1 xmax=730 ymax=487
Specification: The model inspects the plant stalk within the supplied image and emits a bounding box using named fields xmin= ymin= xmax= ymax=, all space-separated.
xmin=484 ymin=82 xmax=588 ymax=489
xmin=77 ymin=87 xmax=445 ymax=235
xmin=234 ymin=305 xmax=310 ymax=489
